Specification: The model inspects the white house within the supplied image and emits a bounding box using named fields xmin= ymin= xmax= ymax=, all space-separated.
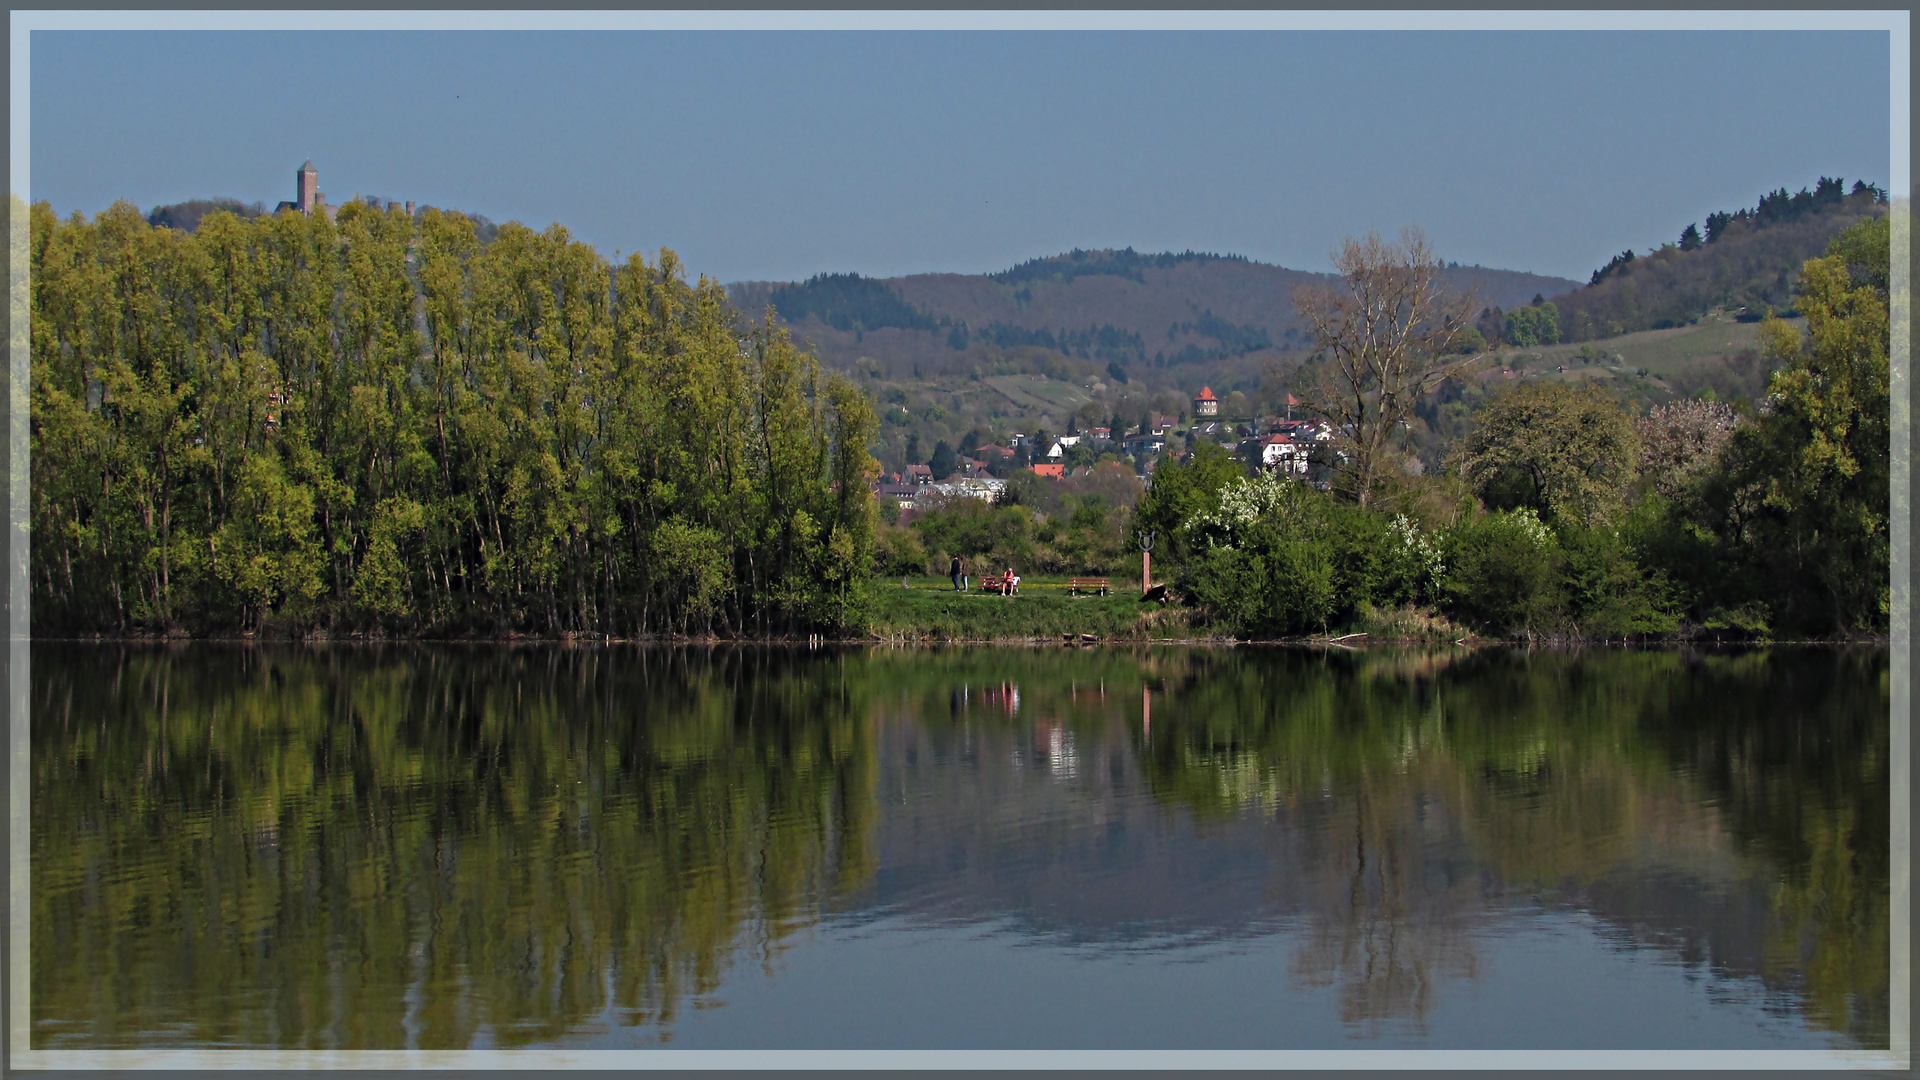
xmin=1259 ymin=434 xmax=1310 ymax=477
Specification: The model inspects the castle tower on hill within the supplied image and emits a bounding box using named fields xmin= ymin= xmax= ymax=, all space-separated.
xmin=277 ymin=159 xmax=332 ymax=219
xmin=1193 ymin=386 xmax=1219 ymax=417
xmin=297 ymin=160 xmax=318 ymax=213
xmin=276 ymin=160 xmax=414 ymax=222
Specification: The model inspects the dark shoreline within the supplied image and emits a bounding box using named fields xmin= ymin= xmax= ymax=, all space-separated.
xmin=29 ymin=632 xmax=1887 ymax=647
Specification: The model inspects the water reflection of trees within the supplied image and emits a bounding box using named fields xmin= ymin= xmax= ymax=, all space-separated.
xmin=32 ymin=645 xmax=878 ymax=1048
xmin=34 ymin=643 xmax=1888 ymax=1049
xmin=1135 ymin=646 xmax=1889 ymax=1046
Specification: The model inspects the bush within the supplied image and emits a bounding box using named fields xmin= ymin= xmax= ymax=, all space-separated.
xmin=873 ymin=524 xmax=928 ymax=576
xmin=1440 ymin=508 xmax=1563 ymax=635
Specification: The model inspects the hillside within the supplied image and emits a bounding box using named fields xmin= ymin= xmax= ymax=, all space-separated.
xmin=730 ymin=251 xmax=1577 ymax=393
xmin=1405 ymin=312 xmax=1803 ymax=473
xmin=1540 ymin=178 xmax=1885 ymax=341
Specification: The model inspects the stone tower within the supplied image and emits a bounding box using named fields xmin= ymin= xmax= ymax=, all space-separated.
xmin=296 ymin=160 xmax=318 ymax=214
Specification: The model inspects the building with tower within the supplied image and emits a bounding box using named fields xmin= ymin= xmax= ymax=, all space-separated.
xmin=275 ymin=159 xmax=333 ymax=220
xmin=1193 ymin=387 xmax=1218 ymax=417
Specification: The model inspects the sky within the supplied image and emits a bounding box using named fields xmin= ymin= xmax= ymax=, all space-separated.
xmin=27 ymin=28 xmax=1895 ymax=285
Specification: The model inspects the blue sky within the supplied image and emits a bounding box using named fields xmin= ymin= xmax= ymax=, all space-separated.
xmin=28 ymin=29 xmax=1893 ymax=284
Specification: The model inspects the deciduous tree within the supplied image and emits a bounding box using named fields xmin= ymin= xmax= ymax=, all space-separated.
xmin=1290 ymin=228 xmax=1478 ymax=507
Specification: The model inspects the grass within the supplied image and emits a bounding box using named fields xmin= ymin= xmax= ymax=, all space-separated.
xmin=1472 ymin=312 xmax=1804 ymax=404
xmin=867 ymin=577 xmax=1203 ymax=642
xmin=866 ymin=580 xmax=1481 ymax=645
xmin=979 ymin=374 xmax=1098 ymax=414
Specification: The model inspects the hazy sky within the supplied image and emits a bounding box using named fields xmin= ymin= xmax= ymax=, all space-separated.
xmin=28 ymin=29 xmax=1894 ymax=284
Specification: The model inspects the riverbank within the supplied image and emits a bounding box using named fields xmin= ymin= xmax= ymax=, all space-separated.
xmin=36 ymin=585 xmax=1854 ymax=647
xmin=866 ymin=582 xmax=1200 ymax=643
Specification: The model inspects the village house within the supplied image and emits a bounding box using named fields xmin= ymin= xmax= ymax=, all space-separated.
xmin=905 ymin=463 xmax=934 ymax=485
xmin=1255 ymin=433 xmax=1311 ymax=476
xmin=1030 ymin=463 xmax=1066 ymax=478
xmin=922 ymin=478 xmax=1007 ymax=504
xmin=1271 ymin=418 xmax=1334 ymax=445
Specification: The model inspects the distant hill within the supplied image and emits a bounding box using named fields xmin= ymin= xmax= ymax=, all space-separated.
xmin=729 ymin=249 xmax=1578 ymax=397
xmin=1541 ymin=178 xmax=1886 ymax=341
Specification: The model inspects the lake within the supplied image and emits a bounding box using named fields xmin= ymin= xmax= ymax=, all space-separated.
xmin=27 ymin=643 xmax=1891 ymax=1054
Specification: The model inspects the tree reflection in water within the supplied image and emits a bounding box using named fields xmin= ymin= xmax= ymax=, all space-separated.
xmin=1131 ymin=646 xmax=1888 ymax=1045
xmin=31 ymin=644 xmax=1887 ymax=1048
xmin=33 ymin=645 xmax=879 ymax=1048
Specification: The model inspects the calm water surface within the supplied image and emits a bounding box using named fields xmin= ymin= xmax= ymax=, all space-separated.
xmin=31 ymin=644 xmax=1889 ymax=1050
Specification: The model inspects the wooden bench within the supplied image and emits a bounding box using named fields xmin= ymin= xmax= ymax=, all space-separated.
xmin=978 ymin=573 xmax=1016 ymax=595
xmin=1068 ymin=577 xmax=1111 ymax=596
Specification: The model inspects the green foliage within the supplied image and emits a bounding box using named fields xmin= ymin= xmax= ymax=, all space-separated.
xmin=147 ymin=197 xmax=265 ymax=232
xmin=1440 ymin=508 xmax=1563 ymax=634
xmin=1686 ymin=216 xmax=1890 ymax=636
xmin=1457 ymin=381 xmax=1638 ymax=525
xmin=928 ymin=439 xmax=957 ymax=479
xmin=1129 ymin=441 xmax=1246 ymax=562
xmin=1178 ymin=475 xmax=1444 ymax=636
xmin=29 ymin=201 xmax=879 ymax=636
xmin=1503 ymin=302 xmax=1561 ymax=346
xmin=909 ymin=495 xmax=1034 ymax=569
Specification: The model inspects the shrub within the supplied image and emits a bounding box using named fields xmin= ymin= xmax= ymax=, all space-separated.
xmin=1440 ymin=508 xmax=1563 ymax=635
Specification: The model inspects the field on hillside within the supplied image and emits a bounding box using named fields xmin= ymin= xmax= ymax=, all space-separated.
xmin=1471 ymin=312 xmax=1799 ymax=406
xmin=980 ymin=374 xmax=1101 ymax=415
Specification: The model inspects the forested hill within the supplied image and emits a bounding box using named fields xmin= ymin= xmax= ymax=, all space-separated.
xmin=729 ymin=250 xmax=1578 ymax=393
xmin=1541 ymin=178 xmax=1887 ymax=341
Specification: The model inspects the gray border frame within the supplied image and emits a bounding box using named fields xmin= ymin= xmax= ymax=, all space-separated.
xmin=3 ymin=9 xmax=1911 ymax=1077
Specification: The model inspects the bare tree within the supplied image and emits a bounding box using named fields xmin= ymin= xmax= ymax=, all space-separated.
xmin=1290 ymin=228 xmax=1479 ymax=506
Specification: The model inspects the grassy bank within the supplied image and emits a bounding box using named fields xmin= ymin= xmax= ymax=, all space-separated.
xmin=867 ymin=578 xmax=1202 ymax=642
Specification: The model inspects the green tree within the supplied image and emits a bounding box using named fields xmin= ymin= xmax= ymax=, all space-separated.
xmin=928 ymin=439 xmax=957 ymax=480
xmin=1456 ymin=381 xmax=1639 ymax=526
xmin=1130 ymin=441 xmax=1246 ymax=563
xmin=1503 ymin=303 xmax=1561 ymax=347
xmin=1696 ymin=216 xmax=1889 ymax=634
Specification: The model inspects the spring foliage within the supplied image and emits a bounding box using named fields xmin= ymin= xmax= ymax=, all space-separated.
xmin=30 ymin=200 xmax=879 ymax=636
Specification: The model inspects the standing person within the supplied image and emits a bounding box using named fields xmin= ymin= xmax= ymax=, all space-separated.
xmin=961 ymin=557 xmax=970 ymax=592
xmin=950 ymin=555 xmax=962 ymax=592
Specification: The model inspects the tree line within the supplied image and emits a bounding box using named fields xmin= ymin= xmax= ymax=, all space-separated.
xmin=1138 ymin=217 xmax=1888 ymax=640
xmin=30 ymin=198 xmax=879 ymax=637
xmin=1551 ymin=178 xmax=1885 ymax=340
